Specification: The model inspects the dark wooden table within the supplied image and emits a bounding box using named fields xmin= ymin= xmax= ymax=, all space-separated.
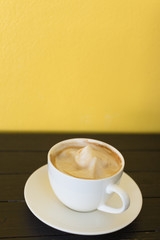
xmin=0 ymin=133 xmax=160 ymax=240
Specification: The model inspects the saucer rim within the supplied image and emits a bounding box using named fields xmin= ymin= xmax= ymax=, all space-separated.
xmin=24 ymin=165 xmax=143 ymax=236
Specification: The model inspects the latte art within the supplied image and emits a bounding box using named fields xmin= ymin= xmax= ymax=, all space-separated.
xmin=51 ymin=143 xmax=122 ymax=179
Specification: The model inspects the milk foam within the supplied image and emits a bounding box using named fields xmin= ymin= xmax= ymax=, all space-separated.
xmin=53 ymin=144 xmax=121 ymax=179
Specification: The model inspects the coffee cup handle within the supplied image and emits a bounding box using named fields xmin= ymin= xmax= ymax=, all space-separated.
xmin=97 ymin=184 xmax=130 ymax=214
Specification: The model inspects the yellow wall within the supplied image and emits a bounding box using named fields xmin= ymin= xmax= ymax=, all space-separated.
xmin=0 ymin=0 xmax=159 ymax=133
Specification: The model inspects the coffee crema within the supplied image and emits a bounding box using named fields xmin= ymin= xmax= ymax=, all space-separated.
xmin=51 ymin=143 xmax=122 ymax=179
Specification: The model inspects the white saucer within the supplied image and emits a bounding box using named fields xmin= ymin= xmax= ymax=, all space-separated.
xmin=24 ymin=165 xmax=143 ymax=235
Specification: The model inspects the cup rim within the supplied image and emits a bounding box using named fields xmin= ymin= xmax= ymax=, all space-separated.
xmin=48 ymin=138 xmax=125 ymax=181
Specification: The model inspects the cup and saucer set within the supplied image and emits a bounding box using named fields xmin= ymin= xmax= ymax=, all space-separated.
xmin=24 ymin=139 xmax=143 ymax=236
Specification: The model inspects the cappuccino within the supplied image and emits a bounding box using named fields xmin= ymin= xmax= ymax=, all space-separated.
xmin=48 ymin=138 xmax=130 ymax=213
xmin=51 ymin=142 xmax=122 ymax=179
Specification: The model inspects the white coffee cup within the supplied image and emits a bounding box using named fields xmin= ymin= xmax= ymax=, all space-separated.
xmin=48 ymin=138 xmax=130 ymax=213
